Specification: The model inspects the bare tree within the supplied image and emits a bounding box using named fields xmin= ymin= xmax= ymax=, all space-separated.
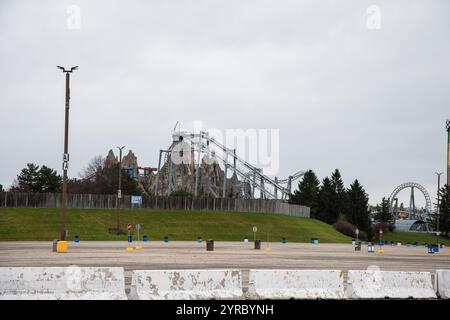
xmin=79 ymin=156 xmax=105 ymax=180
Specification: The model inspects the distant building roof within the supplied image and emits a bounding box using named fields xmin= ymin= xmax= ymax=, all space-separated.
xmin=394 ymin=219 xmax=430 ymax=232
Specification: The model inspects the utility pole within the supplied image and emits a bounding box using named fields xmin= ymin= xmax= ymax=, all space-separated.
xmin=436 ymin=172 xmax=443 ymax=244
xmin=57 ymin=66 xmax=78 ymax=241
xmin=117 ymin=146 xmax=125 ymax=231
xmin=446 ymin=120 xmax=450 ymax=206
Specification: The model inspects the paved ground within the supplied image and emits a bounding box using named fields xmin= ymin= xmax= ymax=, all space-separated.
xmin=1 ymin=241 xmax=449 ymax=272
xmin=1 ymin=241 xmax=449 ymax=294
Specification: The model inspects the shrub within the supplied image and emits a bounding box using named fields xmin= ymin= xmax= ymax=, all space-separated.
xmin=332 ymin=218 xmax=368 ymax=241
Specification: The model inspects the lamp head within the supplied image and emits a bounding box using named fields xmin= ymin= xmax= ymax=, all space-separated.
xmin=57 ymin=66 xmax=78 ymax=73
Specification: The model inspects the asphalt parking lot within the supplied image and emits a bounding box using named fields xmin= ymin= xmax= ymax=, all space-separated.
xmin=1 ymin=241 xmax=449 ymax=272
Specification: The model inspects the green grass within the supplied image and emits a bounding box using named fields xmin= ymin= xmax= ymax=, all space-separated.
xmin=382 ymin=231 xmax=450 ymax=246
xmin=0 ymin=207 xmax=352 ymax=243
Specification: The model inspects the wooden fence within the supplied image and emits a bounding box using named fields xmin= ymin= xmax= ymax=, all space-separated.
xmin=0 ymin=192 xmax=310 ymax=218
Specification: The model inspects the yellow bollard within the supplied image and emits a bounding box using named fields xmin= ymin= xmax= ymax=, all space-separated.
xmin=126 ymin=247 xmax=134 ymax=252
xmin=56 ymin=241 xmax=68 ymax=253
xmin=135 ymin=245 xmax=142 ymax=250
xmin=377 ymin=248 xmax=384 ymax=254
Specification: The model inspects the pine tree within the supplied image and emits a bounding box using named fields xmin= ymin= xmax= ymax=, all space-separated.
xmin=374 ymin=197 xmax=393 ymax=223
xmin=316 ymin=177 xmax=336 ymax=224
xmin=330 ymin=169 xmax=346 ymax=220
xmin=289 ymin=170 xmax=320 ymax=216
xmin=439 ymin=185 xmax=450 ymax=236
xmin=36 ymin=166 xmax=62 ymax=193
xmin=16 ymin=163 xmax=40 ymax=192
xmin=345 ymin=179 xmax=371 ymax=236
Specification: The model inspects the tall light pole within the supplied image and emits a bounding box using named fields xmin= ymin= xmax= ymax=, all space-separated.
xmin=435 ymin=172 xmax=443 ymax=244
xmin=446 ymin=120 xmax=450 ymax=202
xmin=116 ymin=146 xmax=125 ymax=232
xmin=57 ymin=65 xmax=78 ymax=241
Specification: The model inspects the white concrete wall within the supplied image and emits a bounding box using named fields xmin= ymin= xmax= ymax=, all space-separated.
xmin=248 ymin=269 xmax=345 ymax=299
xmin=0 ymin=266 xmax=127 ymax=300
xmin=347 ymin=270 xmax=436 ymax=299
xmin=130 ymin=269 xmax=242 ymax=300
xmin=435 ymin=270 xmax=450 ymax=299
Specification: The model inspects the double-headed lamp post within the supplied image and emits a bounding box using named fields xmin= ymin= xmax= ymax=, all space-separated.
xmin=435 ymin=172 xmax=443 ymax=244
xmin=57 ymin=65 xmax=78 ymax=241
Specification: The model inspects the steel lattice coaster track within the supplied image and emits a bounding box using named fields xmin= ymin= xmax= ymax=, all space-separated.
xmin=154 ymin=130 xmax=305 ymax=199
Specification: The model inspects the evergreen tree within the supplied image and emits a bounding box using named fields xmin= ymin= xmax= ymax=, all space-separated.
xmin=374 ymin=197 xmax=393 ymax=223
xmin=429 ymin=185 xmax=450 ymax=236
xmin=330 ymin=169 xmax=346 ymax=219
xmin=289 ymin=170 xmax=320 ymax=216
xmin=36 ymin=166 xmax=62 ymax=193
xmin=0 ymin=184 xmax=3 ymax=192
xmin=345 ymin=179 xmax=371 ymax=236
xmin=12 ymin=163 xmax=62 ymax=193
xmin=316 ymin=177 xmax=337 ymax=224
xmin=16 ymin=163 xmax=40 ymax=192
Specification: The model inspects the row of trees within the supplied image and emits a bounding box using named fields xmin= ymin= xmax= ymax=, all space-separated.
xmin=67 ymin=156 xmax=141 ymax=195
xmin=8 ymin=158 xmax=141 ymax=196
xmin=10 ymin=163 xmax=62 ymax=193
xmin=289 ymin=169 xmax=372 ymax=237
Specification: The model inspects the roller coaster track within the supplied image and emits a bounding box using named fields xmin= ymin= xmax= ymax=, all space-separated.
xmin=154 ymin=130 xmax=306 ymax=199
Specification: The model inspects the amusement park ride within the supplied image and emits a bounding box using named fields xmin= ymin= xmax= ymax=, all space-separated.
xmin=388 ymin=182 xmax=432 ymax=221
xmin=153 ymin=130 xmax=305 ymax=200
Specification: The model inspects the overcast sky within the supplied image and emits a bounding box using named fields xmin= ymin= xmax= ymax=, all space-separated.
xmin=0 ymin=0 xmax=449 ymax=206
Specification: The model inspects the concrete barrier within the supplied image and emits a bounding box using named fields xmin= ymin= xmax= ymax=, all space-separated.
xmin=130 ymin=269 xmax=242 ymax=300
xmin=0 ymin=266 xmax=127 ymax=300
xmin=346 ymin=270 xmax=436 ymax=299
xmin=435 ymin=270 xmax=450 ymax=299
xmin=247 ymin=269 xmax=345 ymax=299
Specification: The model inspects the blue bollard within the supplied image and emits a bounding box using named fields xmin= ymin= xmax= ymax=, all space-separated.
xmin=74 ymin=235 xmax=79 ymax=243
xmin=143 ymin=235 xmax=149 ymax=242
xmin=163 ymin=235 xmax=169 ymax=243
xmin=128 ymin=235 xmax=133 ymax=243
xmin=281 ymin=237 xmax=287 ymax=244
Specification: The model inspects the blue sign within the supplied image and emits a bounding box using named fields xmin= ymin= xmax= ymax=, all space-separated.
xmin=128 ymin=235 xmax=133 ymax=243
xmin=131 ymin=196 xmax=142 ymax=205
